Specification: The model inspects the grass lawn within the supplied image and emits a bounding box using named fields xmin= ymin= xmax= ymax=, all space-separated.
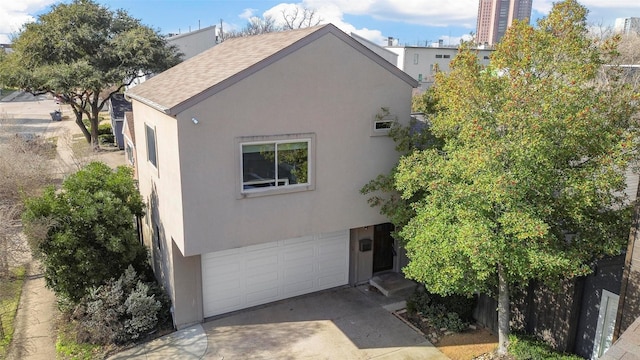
xmin=0 ymin=266 xmax=26 ymax=359
xmin=55 ymin=321 xmax=105 ymax=360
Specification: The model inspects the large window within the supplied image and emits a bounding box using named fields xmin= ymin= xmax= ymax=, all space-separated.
xmin=238 ymin=134 xmax=314 ymax=196
xmin=145 ymin=124 xmax=157 ymax=168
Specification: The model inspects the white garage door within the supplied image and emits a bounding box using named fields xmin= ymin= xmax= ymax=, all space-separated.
xmin=201 ymin=230 xmax=349 ymax=317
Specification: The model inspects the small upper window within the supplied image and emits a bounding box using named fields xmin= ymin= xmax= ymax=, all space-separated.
xmin=145 ymin=124 xmax=157 ymax=168
xmin=371 ymin=110 xmax=396 ymax=136
xmin=435 ymin=54 xmax=443 ymax=59
xmin=413 ymin=53 xmax=419 ymax=65
xmin=443 ymin=54 xmax=451 ymax=59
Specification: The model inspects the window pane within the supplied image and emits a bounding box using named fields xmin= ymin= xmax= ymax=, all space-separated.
xmin=242 ymin=144 xmax=276 ymax=189
xmin=146 ymin=125 xmax=157 ymax=167
xmin=277 ymin=142 xmax=308 ymax=185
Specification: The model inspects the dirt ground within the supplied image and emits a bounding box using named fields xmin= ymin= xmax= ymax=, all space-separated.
xmin=436 ymin=327 xmax=499 ymax=360
xmin=397 ymin=308 xmax=499 ymax=360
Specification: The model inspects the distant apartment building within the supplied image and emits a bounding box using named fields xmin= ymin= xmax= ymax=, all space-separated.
xmin=0 ymin=44 xmax=12 ymax=54
xmin=476 ymin=0 xmax=533 ymax=46
xmin=385 ymin=44 xmax=493 ymax=89
xmin=615 ymin=17 xmax=640 ymax=35
xmin=166 ymin=25 xmax=218 ymax=61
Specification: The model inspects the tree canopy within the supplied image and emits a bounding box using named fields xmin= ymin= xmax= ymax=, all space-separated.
xmin=364 ymin=0 xmax=639 ymax=353
xmin=22 ymin=162 xmax=148 ymax=303
xmin=0 ymin=0 xmax=182 ymax=147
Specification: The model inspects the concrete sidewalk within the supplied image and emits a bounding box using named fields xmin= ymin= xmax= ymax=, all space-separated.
xmin=108 ymin=325 xmax=207 ymax=360
xmin=6 ymin=262 xmax=58 ymax=360
xmin=2 ymin=93 xmax=127 ymax=360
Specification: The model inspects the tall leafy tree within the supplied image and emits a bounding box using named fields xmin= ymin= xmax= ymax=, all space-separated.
xmin=0 ymin=0 xmax=182 ymax=147
xmin=364 ymin=0 xmax=638 ymax=354
xmin=22 ymin=162 xmax=147 ymax=303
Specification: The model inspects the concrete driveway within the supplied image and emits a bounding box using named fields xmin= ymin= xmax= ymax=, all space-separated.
xmin=202 ymin=286 xmax=448 ymax=359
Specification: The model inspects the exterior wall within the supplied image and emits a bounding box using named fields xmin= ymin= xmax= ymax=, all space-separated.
xmin=615 ymin=179 xmax=640 ymax=339
xmin=387 ymin=46 xmax=493 ymax=89
xmin=349 ymin=227 xmax=374 ymax=285
xmin=132 ymin=101 xmax=194 ymax=326
xmin=174 ymin=32 xmax=414 ymax=257
xmin=167 ymin=25 xmax=217 ymax=61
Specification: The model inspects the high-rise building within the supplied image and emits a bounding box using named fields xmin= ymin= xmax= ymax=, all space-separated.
xmin=476 ymin=0 xmax=533 ymax=46
xmin=615 ymin=17 xmax=640 ymax=35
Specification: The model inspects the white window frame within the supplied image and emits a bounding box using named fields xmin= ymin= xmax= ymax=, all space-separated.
xmin=371 ymin=115 xmax=395 ymax=136
xmin=126 ymin=141 xmax=135 ymax=166
xmin=145 ymin=124 xmax=158 ymax=169
xmin=236 ymin=133 xmax=316 ymax=198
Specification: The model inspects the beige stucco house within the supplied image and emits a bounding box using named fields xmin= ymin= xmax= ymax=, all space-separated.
xmin=125 ymin=24 xmax=417 ymax=328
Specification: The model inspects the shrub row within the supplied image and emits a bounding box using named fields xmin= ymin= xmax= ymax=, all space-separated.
xmin=406 ymin=288 xmax=477 ymax=332
xmin=72 ymin=266 xmax=170 ymax=345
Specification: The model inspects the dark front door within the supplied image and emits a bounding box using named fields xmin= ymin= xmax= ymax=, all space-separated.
xmin=373 ymin=223 xmax=395 ymax=273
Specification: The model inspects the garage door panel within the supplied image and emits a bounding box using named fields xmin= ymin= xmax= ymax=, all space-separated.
xmin=283 ymin=264 xmax=315 ymax=280
xmin=318 ymin=273 xmax=347 ymax=287
xmin=202 ymin=230 xmax=349 ymax=317
xmin=283 ymin=280 xmax=315 ymax=297
xmin=246 ymin=287 xmax=280 ymax=305
xmin=246 ymin=271 xmax=279 ymax=287
xmin=283 ymin=245 xmax=315 ymax=260
xmin=245 ymin=253 xmax=279 ymax=269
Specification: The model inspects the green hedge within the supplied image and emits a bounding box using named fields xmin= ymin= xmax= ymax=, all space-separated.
xmin=98 ymin=122 xmax=112 ymax=136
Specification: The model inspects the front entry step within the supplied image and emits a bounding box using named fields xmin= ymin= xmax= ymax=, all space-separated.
xmin=369 ymin=272 xmax=417 ymax=297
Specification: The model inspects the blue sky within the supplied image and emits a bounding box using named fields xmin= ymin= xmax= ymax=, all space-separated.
xmin=2 ymin=1 xmax=640 ymax=45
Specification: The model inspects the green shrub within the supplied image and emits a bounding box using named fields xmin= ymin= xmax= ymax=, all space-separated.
xmin=431 ymin=312 xmax=467 ymax=333
xmin=508 ymin=334 xmax=583 ymax=360
xmin=433 ymin=293 xmax=477 ymax=322
xmin=406 ymin=288 xmax=474 ymax=332
xmin=98 ymin=122 xmax=112 ymax=135
xmin=406 ymin=289 xmax=431 ymax=315
xmin=98 ymin=133 xmax=114 ymax=145
xmin=73 ymin=266 xmax=169 ymax=345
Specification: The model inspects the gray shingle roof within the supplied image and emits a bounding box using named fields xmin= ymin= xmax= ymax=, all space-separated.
xmin=126 ymin=23 xmax=417 ymax=116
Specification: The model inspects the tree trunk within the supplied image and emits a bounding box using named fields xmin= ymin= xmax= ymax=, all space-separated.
xmin=74 ymin=110 xmax=91 ymax=144
xmin=497 ymin=263 xmax=510 ymax=355
xmin=89 ymin=116 xmax=100 ymax=150
xmin=90 ymin=95 xmax=101 ymax=150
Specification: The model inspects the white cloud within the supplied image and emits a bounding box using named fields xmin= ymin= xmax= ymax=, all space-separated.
xmin=239 ymin=8 xmax=257 ymax=20
xmin=0 ymin=0 xmax=56 ymax=43
xmin=303 ymin=0 xmax=480 ymax=27
xmin=263 ymin=2 xmax=387 ymax=44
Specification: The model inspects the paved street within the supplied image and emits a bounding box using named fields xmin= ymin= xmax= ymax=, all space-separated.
xmin=0 ymin=92 xmax=60 ymax=143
